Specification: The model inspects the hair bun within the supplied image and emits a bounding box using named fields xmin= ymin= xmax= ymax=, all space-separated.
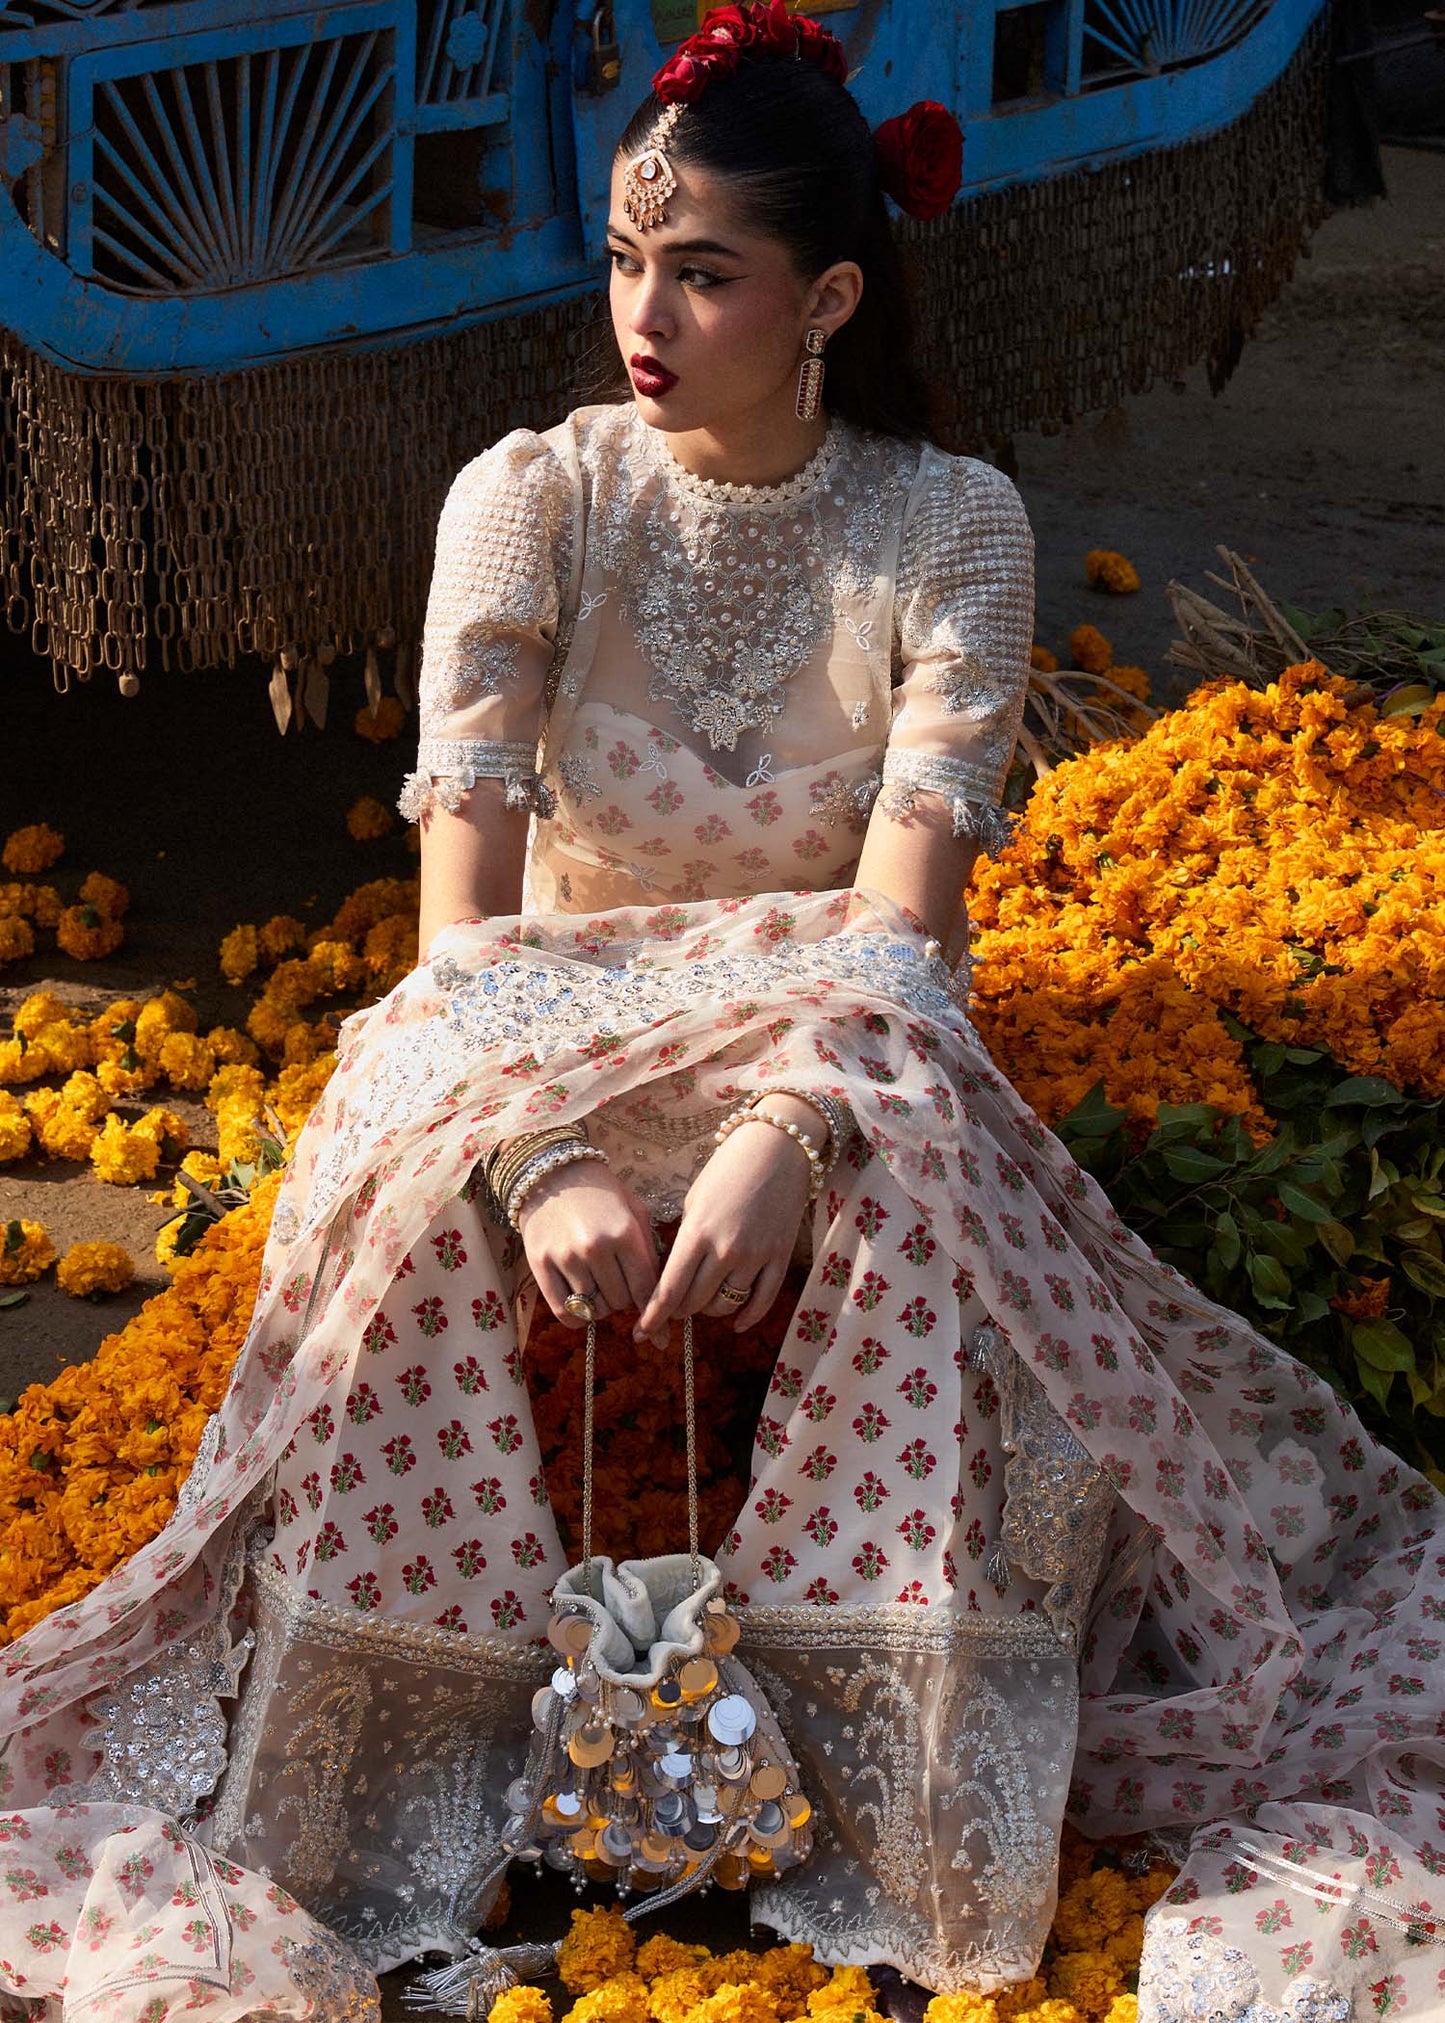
xmin=873 ymin=101 xmax=964 ymax=221
xmin=652 ymin=0 xmax=847 ymax=106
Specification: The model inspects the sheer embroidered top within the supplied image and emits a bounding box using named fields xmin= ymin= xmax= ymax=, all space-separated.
xmin=398 ymin=403 xmax=1035 ymax=920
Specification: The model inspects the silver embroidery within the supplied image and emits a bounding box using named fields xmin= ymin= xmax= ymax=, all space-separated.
xmin=811 ymin=771 xmax=882 ymax=833
xmin=1138 ymin=1918 xmax=1352 ymax=2023
xmin=939 ymin=1676 xmax=1058 ymax=1921
xmin=593 ymin=411 xmax=916 ymax=752
xmin=879 ymin=752 xmax=1021 ymax=858
xmin=277 ymin=1932 xmax=382 ymax=2022
xmin=397 ymin=739 xmax=541 ymax=823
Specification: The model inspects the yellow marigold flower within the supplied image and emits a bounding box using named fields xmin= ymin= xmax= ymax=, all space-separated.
xmin=0 ymin=915 xmax=35 ymax=965
xmin=694 ymin=1986 xmax=783 ymax=2023
xmin=354 ymin=694 xmax=406 ymax=742
xmin=566 ymin=1974 xmax=653 ymax=2023
xmin=55 ymin=903 xmax=124 ymax=961
xmin=88 ymin=999 xmax=141 ymax=1063
xmin=1085 ymin=549 xmax=1141 ymax=594
xmin=328 ymin=876 xmax=420 ymax=943
xmin=1101 ymin=1918 xmax=1144 ymax=1972
xmin=923 ymin=1996 xmax=998 ymax=2023
xmin=55 ymin=1071 xmax=110 ymax=1127
xmin=15 ymin=992 xmax=68 ymax=1038
xmin=2 ymin=824 xmax=64 ymax=874
xmin=95 ymin=1056 xmax=157 ymax=1098
xmin=558 ymin=1906 xmax=638 ymax=1996
xmin=405 ymin=822 xmax=421 ymax=856
xmin=245 ymin=997 xmax=293 ymax=1060
xmin=995 ymin=1981 xmax=1049 ymax=2020
xmin=1126 ymin=1869 xmax=1175 ymax=1913
xmin=1051 ymin=1868 xmax=1134 ymax=1947
xmin=1101 ymin=2000 xmax=1137 ymax=2023
xmin=307 ymin=939 xmax=368 ymax=993
xmin=56 ymin=1240 xmax=135 ymax=1299
xmin=24 ymin=1088 xmax=100 ymax=1162
xmin=1067 ymin=624 xmax=1113 ymax=675
xmin=207 ymin=1063 xmax=266 ymax=1112
xmin=0 ymin=1092 xmax=33 ymax=1162
xmin=635 ymin=1936 xmax=712 ymax=1983
xmin=364 ymin=912 xmax=418 ymax=979
xmin=134 ymin=992 xmax=197 ymax=1064
xmin=157 ymin=1030 xmax=216 ymax=1093
xmin=1047 ymin=1949 xmax=1122 ymax=2019
xmin=155 ymin=1217 xmax=186 ymax=1275
xmin=0 ymin=1039 xmax=46 ymax=1086
xmin=90 ymin=1114 xmax=162 ymax=1186
xmin=492 ymin=1991 xmax=553 ymax=2023
xmin=0 ymin=1216 xmax=56 ymax=1284
xmin=134 ymin=1106 xmax=189 ymax=1160
xmin=751 ymin=1945 xmax=830 ymax=2012
xmin=206 ymin=1025 xmax=260 ymax=1067
xmin=1010 ymin=2005 xmax=1083 ymax=2023
xmin=1030 ymin=645 xmax=1059 ymax=674
xmin=347 ymin=795 xmax=395 ymax=842
xmin=1105 ymin=663 xmax=1151 ymax=702
xmin=219 ymin=924 xmax=260 ymax=986
xmin=173 ymin=1150 xmax=223 ymax=1203
xmin=29 ymin=1020 xmax=94 ymax=1075
xmin=807 ymin=1967 xmax=880 ymax=2015
xmin=259 ymin=914 xmax=307 ymax=961
xmin=216 ymin=1095 xmax=266 ymax=1166
xmin=648 ymin=1965 xmax=716 ymax=2023
xmin=281 ymin=1020 xmax=329 ymax=1068
xmin=78 ymin=871 xmax=130 ymax=918
xmin=270 ymin=1055 xmax=336 ymax=1135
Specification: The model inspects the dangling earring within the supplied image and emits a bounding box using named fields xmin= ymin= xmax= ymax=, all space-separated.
xmin=795 ymin=327 xmax=827 ymax=422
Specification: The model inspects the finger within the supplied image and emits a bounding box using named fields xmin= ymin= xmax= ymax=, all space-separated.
xmin=702 ymin=1269 xmax=757 ymax=1320
xmin=589 ymin=1248 xmax=634 ymax=1318
xmin=618 ymin=1224 xmax=661 ymax=1317
xmin=534 ymin=1258 xmax=585 ymax=1326
xmin=732 ymin=1255 xmax=788 ymax=1333
xmin=636 ymin=1237 xmax=704 ymax=1340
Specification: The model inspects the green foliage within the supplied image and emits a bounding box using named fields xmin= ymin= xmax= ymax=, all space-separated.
xmin=1057 ymin=1023 xmax=1445 ymax=1481
xmin=157 ymin=1129 xmax=285 ymax=1260
xmin=1279 ymin=602 xmax=1445 ymax=701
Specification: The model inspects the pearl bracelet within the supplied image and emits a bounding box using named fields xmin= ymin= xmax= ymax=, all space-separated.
xmin=714 ymin=1102 xmax=826 ymax=1201
xmin=505 ymin=1142 xmax=609 ymax=1229
xmin=759 ymin=1088 xmax=849 ymax=1181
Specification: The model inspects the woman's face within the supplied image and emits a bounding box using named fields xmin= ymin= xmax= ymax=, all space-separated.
xmin=606 ymin=155 xmax=856 ymax=441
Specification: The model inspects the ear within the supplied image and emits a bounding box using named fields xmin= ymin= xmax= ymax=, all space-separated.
xmin=805 ymin=261 xmax=864 ymax=342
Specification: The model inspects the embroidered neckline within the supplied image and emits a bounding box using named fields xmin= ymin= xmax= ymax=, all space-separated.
xmin=637 ymin=412 xmax=843 ymax=509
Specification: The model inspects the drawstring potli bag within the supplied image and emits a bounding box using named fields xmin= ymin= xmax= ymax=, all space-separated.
xmin=406 ymin=1316 xmax=813 ymax=2018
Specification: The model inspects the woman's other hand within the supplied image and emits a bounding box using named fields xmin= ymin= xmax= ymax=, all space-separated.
xmin=635 ymin=1096 xmax=821 ymax=1344
xmin=518 ymin=1163 xmax=660 ymax=1327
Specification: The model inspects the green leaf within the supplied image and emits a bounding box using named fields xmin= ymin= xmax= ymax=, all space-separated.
xmin=1252 ymin=1042 xmax=1288 ymax=1078
xmin=1213 ymin=1210 xmax=1242 ymax=1271
xmin=1408 ymin=1195 xmax=1445 ymax=1221
xmin=1259 ymin=1219 xmax=1313 ymax=1267
xmin=1059 ymin=1081 xmax=1127 ymax=1139
xmin=1400 ymin=1249 xmax=1445 ymax=1298
xmin=1162 ymin=1145 xmax=1232 ymax=1183
xmin=1295 ymin=1289 xmax=1333 ymax=1324
xmin=1284 ymin=1048 xmax=1324 ymax=1064
xmin=1325 ymin=1076 xmax=1408 ymax=1110
xmin=0 ymin=1290 xmax=29 ymax=1310
xmin=1316 ymin=1220 xmax=1356 ymax=1266
xmin=1276 ymin=1182 xmax=1335 ymax=1224
xmin=1248 ymin=1252 xmax=1291 ymax=1301
xmin=1351 ymin=1318 xmax=1416 ymax=1374
xmin=1357 ymin=1360 xmax=1394 ymax=1409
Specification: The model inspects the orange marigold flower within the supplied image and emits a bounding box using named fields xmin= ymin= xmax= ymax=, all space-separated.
xmin=77 ymin=871 xmax=130 ymax=918
xmin=1067 ymin=624 xmax=1113 ymax=674
xmin=206 ymin=1025 xmax=261 ymax=1068
xmin=1047 ymin=1949 xmax=1122 ymax=2018
xmin=157 ymin=1031 xmax=216 ymax=1093
xmin=1330 ymin=1275 xmax=1391 ymax=1320
xmin=220 ymin=924 xmax=260 ymax=986
xmin=1085 ymin=549 xmax=1141 ymax=594
xmin=0 ymin=1092 xmax=33 ymax=1162
xmin=1030 ymin=645 xmax=1059 ymax=674
xmin=557 ymin=1906 xmax=637 ymax=1995
xmin=492 ymin=1992 xmax=553 ymax=2023
xmin=55 ymin=903 xmax=124 ymax=961
xmin=29 ymin=1021 xmax=93 ymax=1075
xmin=56 ymin=1240 xmax=135 ymax=1299
xmin=347 ymin=795 xmax=395 ymax=842
xmin=0 ymin=1216 xmax=56 ymax=1284
xmin=0 ymin=915 xmax=34 ymax=965
xmin=354 ymin=694 xmax=406 ymax=742
xmin=567 ymin=1974 xmax=654 ymax=2023
xmin=2 ymin=824 xmax=64 ymax=874
xmin=90 ymin=1114 xmax=163 ymax=1186
xmin=23 ymin=1087 xmax=100 ymax=1162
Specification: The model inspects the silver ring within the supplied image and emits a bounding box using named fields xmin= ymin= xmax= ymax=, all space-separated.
xmin=717 ymin=1281 xmax=750 ymax=1307
xmin=562 ymin=1291 xmax=598 ymax=1323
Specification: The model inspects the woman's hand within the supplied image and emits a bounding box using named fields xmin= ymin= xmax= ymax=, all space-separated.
xmin=518 ymin=1162 xmax=660 ymax=1327
xmin=635 ymin=1100 xmax=820 ymax=1344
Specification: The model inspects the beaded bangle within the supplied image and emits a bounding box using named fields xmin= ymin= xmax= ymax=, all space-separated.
xmin=757 ymin=1088 xmax=849 ymax=1181
xmin=505 ymin=1142 xmax=609 ymax=1230
xmin=713 ymin=1102 xmax=826 ymax=1201
xmin=485 ymin=1124 xmax=591 ymax=1221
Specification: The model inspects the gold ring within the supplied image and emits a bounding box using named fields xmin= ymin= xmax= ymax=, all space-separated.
xmin=717 ymin=1281 xmax=749 ymax=1307
xmin=562 ymin=1291 xmax=598 ymax=1323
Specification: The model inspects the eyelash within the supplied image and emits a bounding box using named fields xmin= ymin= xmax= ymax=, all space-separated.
xmin=606 ymin=248 xmax=728 ymax=291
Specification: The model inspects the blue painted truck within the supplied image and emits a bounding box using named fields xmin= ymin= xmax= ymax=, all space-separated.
xmin=0 ymin=0 xmax=1336 ymax=691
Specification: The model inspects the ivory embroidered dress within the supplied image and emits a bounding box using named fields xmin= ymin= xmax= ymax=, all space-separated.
xmin=0 ymin=405 xmax=1440 ymax=2023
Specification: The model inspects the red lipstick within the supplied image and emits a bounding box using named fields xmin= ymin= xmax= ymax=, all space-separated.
xmin=630 ymin=353 xmax=678 ymax=398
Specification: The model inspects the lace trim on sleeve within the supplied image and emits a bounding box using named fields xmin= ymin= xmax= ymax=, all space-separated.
xmin=878 ymin=748 xmax=1020 ymax=857
xmin=397 ymin=738 xmax=555 ymax=824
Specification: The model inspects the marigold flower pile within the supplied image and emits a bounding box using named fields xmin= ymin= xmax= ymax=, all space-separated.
xmin=0 ymin=826 xmax=130 ymax=967
xmin=487 ymin=1855 xmax=1172 ymax=2023
xmin=969 ymin=661 xmax=1445 ymax=1138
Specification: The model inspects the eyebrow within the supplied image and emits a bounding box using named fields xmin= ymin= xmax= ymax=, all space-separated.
xmin=605 ymin=224 xmax=744 ymax=259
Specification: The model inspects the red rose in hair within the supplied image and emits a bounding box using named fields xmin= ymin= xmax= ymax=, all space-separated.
xmin=873 ymin=100 xmax=964 ymax=221
xmin=653 ymin=1 xmax=846 ymax=103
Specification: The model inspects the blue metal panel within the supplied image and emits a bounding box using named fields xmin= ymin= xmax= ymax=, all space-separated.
xmin=0 ymin=0 xmax=1330 ymax=376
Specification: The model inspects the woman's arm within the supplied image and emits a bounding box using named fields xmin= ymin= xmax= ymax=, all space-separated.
xmin=417 ymin=784 xmax=529 ymax=956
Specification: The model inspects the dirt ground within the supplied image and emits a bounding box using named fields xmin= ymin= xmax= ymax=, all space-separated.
xmin=1 ymin=142 xmax=1441 ymax=1391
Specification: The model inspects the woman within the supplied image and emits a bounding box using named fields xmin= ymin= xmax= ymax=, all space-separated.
xmin=0 ymin=9 xmax=1440 ymax=2020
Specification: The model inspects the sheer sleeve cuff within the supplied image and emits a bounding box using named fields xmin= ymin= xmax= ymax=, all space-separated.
xmin=398 ymin=738 xmax=555 ymax=824
xmin=878 ymin=749 xmax=1020 ymax=858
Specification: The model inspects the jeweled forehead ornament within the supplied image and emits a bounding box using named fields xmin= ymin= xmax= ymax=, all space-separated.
xmin=623 ymin=102 xmax=684 ymax=230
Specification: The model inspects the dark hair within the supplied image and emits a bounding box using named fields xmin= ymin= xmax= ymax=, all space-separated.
xmin=613 ymin=61 xmax=933 ymax=442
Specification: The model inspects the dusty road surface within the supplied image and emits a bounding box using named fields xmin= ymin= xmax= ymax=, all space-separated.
xmin=0 ymin=139 xmax=1440 ymax=2010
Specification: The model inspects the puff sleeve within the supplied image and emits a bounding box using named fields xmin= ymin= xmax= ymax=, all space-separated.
xmin=880 ymin=447 xmax=1035 ymax=858
xmin=397 ymin=428 xmax=577 ymax=824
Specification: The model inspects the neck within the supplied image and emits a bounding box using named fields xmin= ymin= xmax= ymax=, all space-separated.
xmin=658 ymin=404 xmax=831 ymax=486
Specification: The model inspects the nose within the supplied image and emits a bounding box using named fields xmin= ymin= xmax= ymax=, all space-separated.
xmin=627 ymin=267 xmax=674 ymax=344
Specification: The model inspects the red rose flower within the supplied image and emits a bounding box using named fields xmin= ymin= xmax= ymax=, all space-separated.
xmin=873 ymin=100 xmax=964 ymax=221
xmin=652 ymin=1 xmax=846 ymax=103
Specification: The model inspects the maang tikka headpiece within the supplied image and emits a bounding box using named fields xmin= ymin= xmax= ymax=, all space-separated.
xmin=623 ymin=1 xmax=849 ymax=233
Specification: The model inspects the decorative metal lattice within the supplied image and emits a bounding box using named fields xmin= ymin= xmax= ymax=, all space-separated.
xmin=416 ymin=0 xmax=506 ymax=106
xmin=86 ymin=27 xmax=397 ymax=292
xmin=1083 ymin=0 xmax=1271 ymax=80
